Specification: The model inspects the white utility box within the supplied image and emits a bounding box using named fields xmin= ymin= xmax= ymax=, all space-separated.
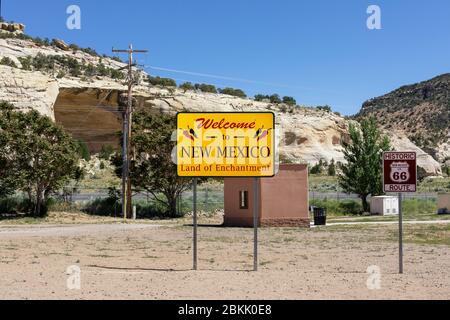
xmin=437 ymin=193 xmax=450 ymax=214
xmin=370 ymin=196 xmax=399 ymax=216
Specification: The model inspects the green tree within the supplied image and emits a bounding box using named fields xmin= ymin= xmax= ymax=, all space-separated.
xmin=179 ymin=82 xmax=195 ymax=91
xmin=148 ymin=76 xmax=177 ymax=87
xmin=219 ymin=87 xmax=247 ymax=98
xmin=0 ymin=102 xmax=22 ymax=198
xmin=254 ymin=94 xmax=268 ymax=102
xmin=317 ymin=105 xmax=332 ymax=112
xmin=110 ymin=68 xmax=124 ymax=80
xmin=99 ymin=144 xmax=115 ymax=160
xmin=338 ymin=117 xmax=391 ymax=213
xmin=328 ymin=159 xmax=337 ymax=176
xmin=0 ymin=103 xmax=80 ymax=216
xmin=18 ymin=56 xmax=32 ymax=71
xmin=0 ymin=57 xmax=17 ymax=68
xmin=96 ymin=63 xmax=109 ymax=77
xmin=282 ymin=96 xmax=297 ymax=106
xmin=84 ymin=63 xmax=97 ymax=77
xmin=194 ymin=83 xmax=217 ymax=94
xmin=310 ymin=158 xmax=326 ymax=175
xmin=113 ymin=112 xmax=193 ymax=217
xmin=76 ymin=140 xmax=91 ymax=161
xmin=269 ymin=94 xmax=282 ymax=104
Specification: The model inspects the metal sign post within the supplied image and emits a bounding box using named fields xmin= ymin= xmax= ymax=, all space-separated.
xmin=383 ymin=151 xmax=417 ymax=275
xmin=253 ymin=178 xmax=259 ymax=272
xmin=398 ymin=193 xmax=403 ymax=274
xmin=193 ymin=178 xmax=198 ymax=271
xmin=177 ymin=112 xmax=276 ymax=272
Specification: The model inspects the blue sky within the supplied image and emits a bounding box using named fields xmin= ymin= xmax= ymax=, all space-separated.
xmin=3 ymin=0 xmax=450 ymax=115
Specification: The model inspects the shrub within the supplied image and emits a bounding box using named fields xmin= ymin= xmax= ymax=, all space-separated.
xmin=195 ymin=83 xmax=217 ymax=94
xmin=76 ymin=140 xmax=91 ymax=161
xmin=0 ymin=57 xmax=17 ymax=68
xmin=81 ymin=47 xmax=99 ymax=57
xmin=310 ymin=159 xmax=327 ymax=175
xmin=82 ymin=197 xmax=167 ymax=219
xmin=179 ymin=82 xmax=195 ymax=91
xmin=218 ymin=87 xmax=247 ymax=98
xmin=148 ymin=76 xmax=177 ymax=87
xmin=83 ymin=197 xmax=120 ymax=217
xmin=282 ymin=96 xmax=297 ymax=106
xmin=18 ymin=56 xmax=32 ymax=70
xmin=269 ymin=94 xmax=282 ymax=104
xmin=109 ymin=68 xmax=125 ymax=80
xmin=0 ymin=196 xmax=33 ymax=214
xmin=402 ymin=199 xmax=436 ymax=215
xmin=97 ymin=63 xmax=109 ymax=77
xmin=69 ymin=44 xmax=80 ymax=52
xmin=254 ymin=94 xmax=267 ymax=101
xmin=443 ymin=165 xmax=450 ymax=177
xmin=310 ymin=199 xmax=363 ymax=216
xmin=328 ymin=159 xmax=337 ymax=176
xmin=317 ymin=105 xmax=332 ymax=112
xmin=57 ymin=71 xmax=66 ymax=79
xmin=84 ymin=63 xmax=97 ymax=77
xmin=99 ymin=144 xmax=115 ymax=160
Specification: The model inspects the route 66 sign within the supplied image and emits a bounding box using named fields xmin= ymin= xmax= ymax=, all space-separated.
xmin=383 ymin=152 xmax=417 ymax=193
xmin=390 ymin=162 xmax=410 ymax=183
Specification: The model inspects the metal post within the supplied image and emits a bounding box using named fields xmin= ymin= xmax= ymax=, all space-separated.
xmin=121 ymin=112 xmax=128 ymax=222
xmin=126 ymin=46 xmax=133 ymax=219
xmin=399 ymin=193 xmax=403 ymax=274
xmin=253 ymin=178 xmax=259 ymax=272
xmin=193 ymin=178 xmax=198 ymax=270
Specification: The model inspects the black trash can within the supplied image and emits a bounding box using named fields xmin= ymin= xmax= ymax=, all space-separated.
xmin=313 ymin=207 xmax=327 ymax=226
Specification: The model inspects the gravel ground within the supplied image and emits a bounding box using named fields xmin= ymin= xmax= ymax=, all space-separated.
xmin=0 ymin=218 xmax=449 ymax=300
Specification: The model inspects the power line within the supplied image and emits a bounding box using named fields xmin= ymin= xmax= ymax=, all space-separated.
xmin=144 ymin=65 xmax=338 ymax=94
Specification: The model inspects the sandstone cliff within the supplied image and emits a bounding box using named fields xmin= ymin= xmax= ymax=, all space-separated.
xmin=0 ymin=34 xmax=443 ymax=175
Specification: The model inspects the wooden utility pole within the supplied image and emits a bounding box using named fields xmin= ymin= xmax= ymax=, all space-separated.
xmin=112 ymin=45 xmax=148 ymax=221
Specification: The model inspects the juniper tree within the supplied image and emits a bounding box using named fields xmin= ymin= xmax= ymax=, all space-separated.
xmin=0 ymin=102 xmax=80 ymax=216
xmin=112 ymin=111 xmax=194 ymax=217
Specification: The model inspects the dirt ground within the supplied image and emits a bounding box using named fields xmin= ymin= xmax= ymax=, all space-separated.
xmin=0 ymin=214 xmax=449 ymax=300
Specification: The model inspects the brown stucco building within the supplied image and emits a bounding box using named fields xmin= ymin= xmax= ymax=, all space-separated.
xmin=223 ymin=164 xmax=310 ymax=228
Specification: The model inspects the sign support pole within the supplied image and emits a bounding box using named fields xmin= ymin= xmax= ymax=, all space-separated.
xmin=193 ymin=178 xmax=198 ymax=271
xmin=253 ymin=178 xmax=259 ymax=272
xmin=383 ymin=151 xmax=416 ymax=275
xmin=398 ymin=192 xmax=403 ymax=274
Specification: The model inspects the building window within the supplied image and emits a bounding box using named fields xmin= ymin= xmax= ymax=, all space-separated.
xmin=239 ymin=191 xmax=249 ymax=209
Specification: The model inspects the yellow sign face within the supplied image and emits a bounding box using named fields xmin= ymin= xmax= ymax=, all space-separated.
xmin=177 ymin=112 xmax=275 ymax=177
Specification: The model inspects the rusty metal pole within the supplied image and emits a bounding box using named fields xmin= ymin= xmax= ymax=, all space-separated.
xmin=253 ymin=177 xmax=259 ymax=272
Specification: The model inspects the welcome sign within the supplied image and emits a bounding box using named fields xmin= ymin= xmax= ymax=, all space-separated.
xmin=176 ymin=112 xmax=275 ymax=177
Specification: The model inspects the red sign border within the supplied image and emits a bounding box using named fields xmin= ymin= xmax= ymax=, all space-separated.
xmin=383 ymin=151 xmax=417 ymax=193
